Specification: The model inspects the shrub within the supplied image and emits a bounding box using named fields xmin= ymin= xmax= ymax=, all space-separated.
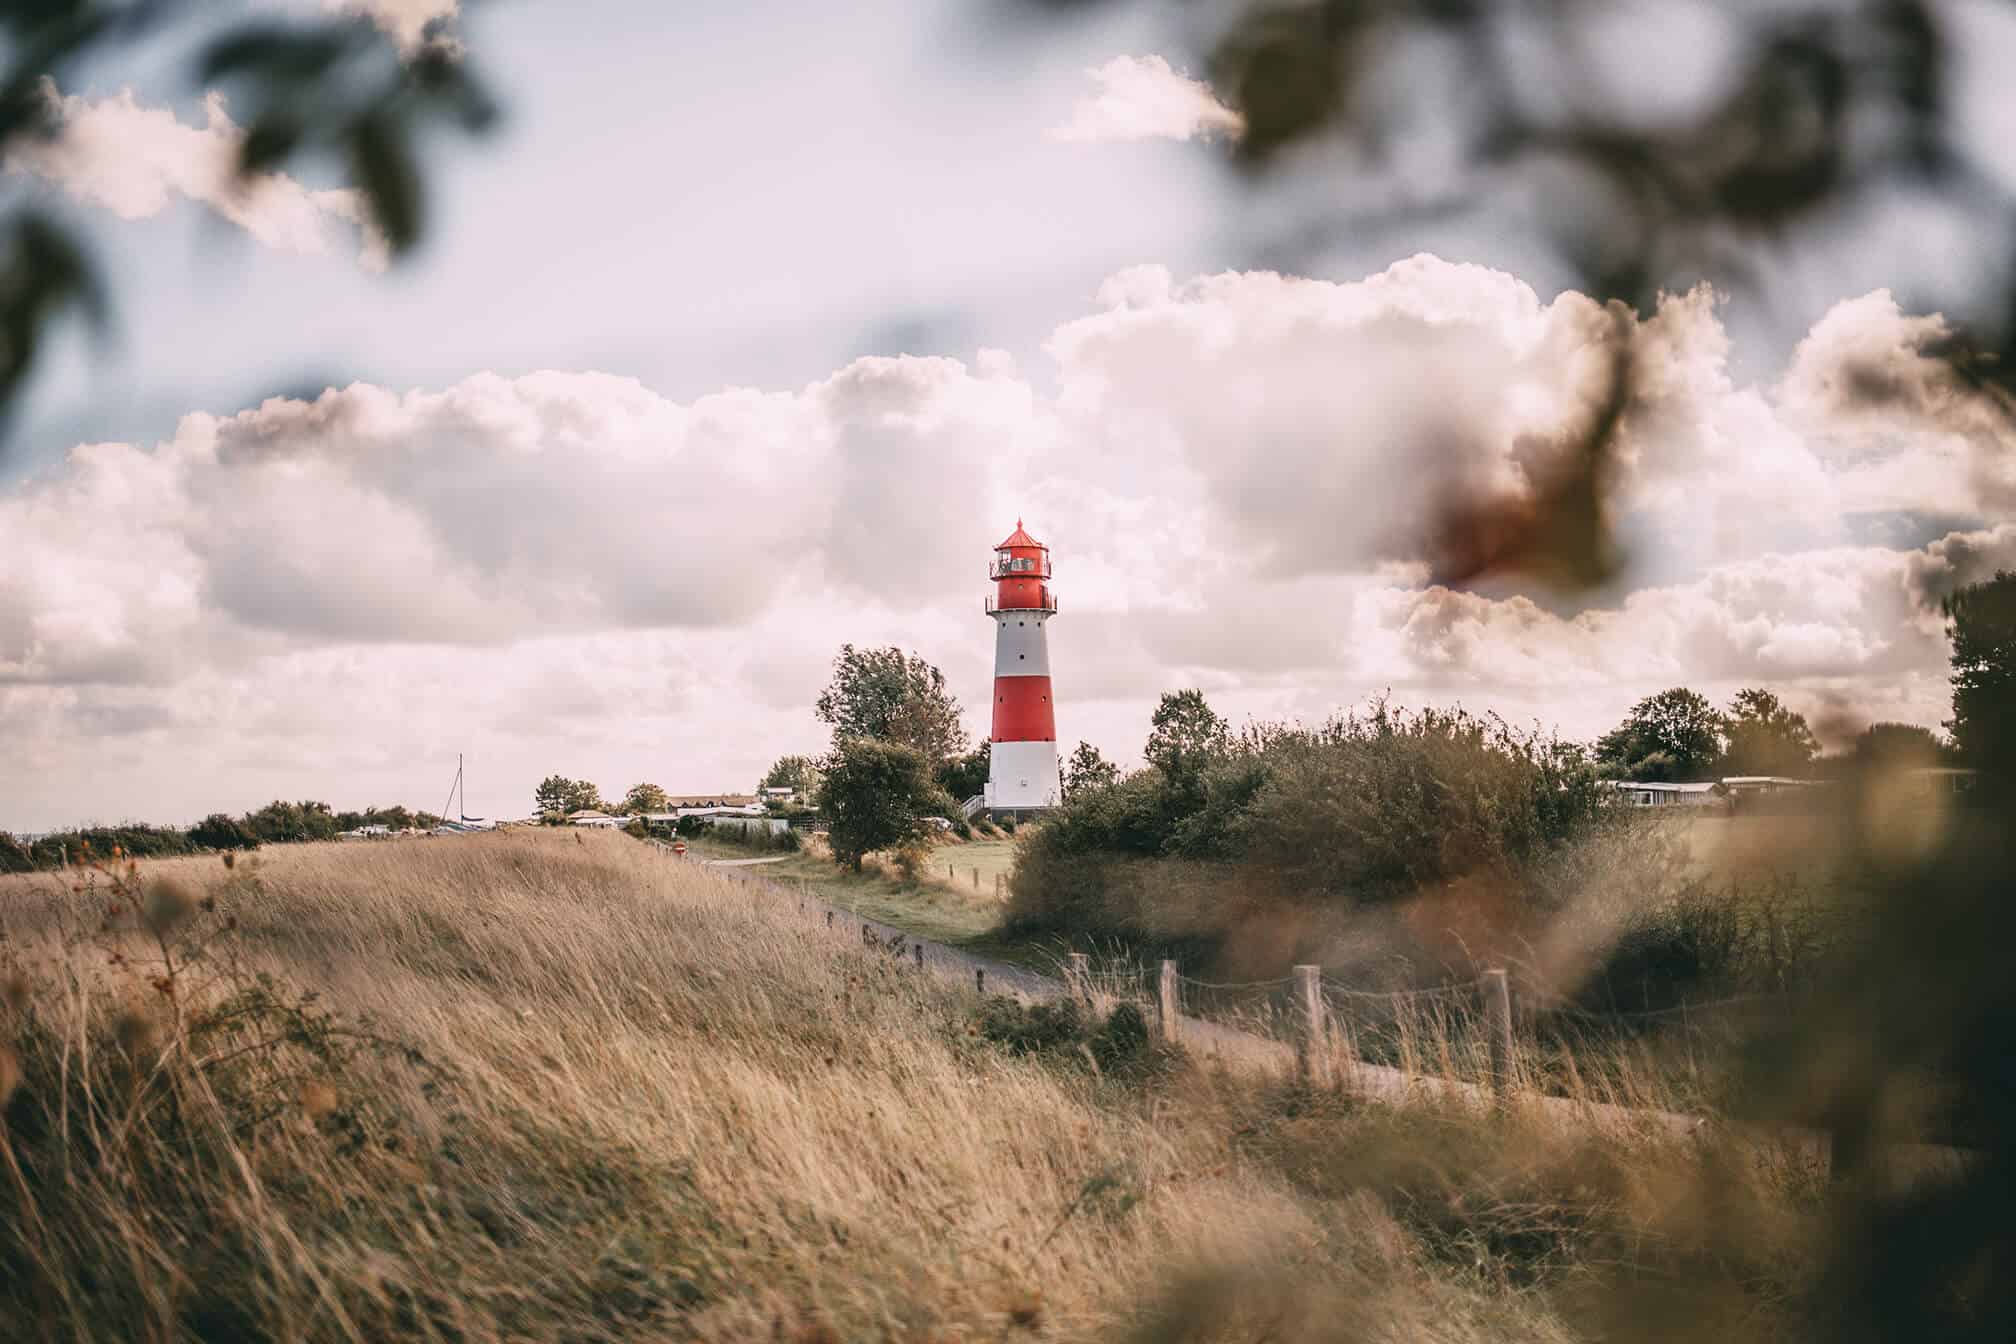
xmin=1009 ymin=704 xmax=1604 ymax=958
xmin=188 ymin=812 xmax=261 ymax=851
xmin=23 ymin=825 xmax=204 ymax=868
xmin=0 ymin=832 xmax=32 ymax=874
xmin=970 ymin=996 xmax=1171 ymax=1080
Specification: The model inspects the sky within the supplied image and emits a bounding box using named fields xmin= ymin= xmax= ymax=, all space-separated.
xmin=3 ymin=0 xmax=2015 ymax=829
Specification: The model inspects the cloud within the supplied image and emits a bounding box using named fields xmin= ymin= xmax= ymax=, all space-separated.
xmin=4 ymin=81 xmax=388 ymax=269
xmin=1049 ymin=55 xmax=1244 ymax=144
xmin=2 ymin=256 xmax=2005 ymax=827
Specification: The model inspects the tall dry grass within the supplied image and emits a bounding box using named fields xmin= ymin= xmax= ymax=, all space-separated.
xmin=1 ymin=831 xmax=1817 ymax=1342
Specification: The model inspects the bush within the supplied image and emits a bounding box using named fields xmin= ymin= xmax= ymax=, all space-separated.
xmin=0 ymin=832 xmax=32 ymax=874
xmin=970 ymin=996 xmax=1171 ymax=1080
xmin=188 ymin=813 xmax=260 ymax=851
xmin=1576 ymin=877 xmax=1826 ymax=1013
xmin=21 ymin=825 xmax=203 ymax=869
xmin=1008 ymin=704 xmax=1605 ymax=962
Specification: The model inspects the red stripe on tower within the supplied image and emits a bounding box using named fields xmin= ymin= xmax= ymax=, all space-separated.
xmin=985 ymin=519 xmax=1061 ymax=813
xmin=991 ymin=676 xmax=1055 ymax=742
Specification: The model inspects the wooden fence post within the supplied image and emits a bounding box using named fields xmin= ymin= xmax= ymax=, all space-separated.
xmin=972 ymin=867 xmax=979 ymax=889
xmin=1066 ymin=953 xmax=1092 ymax=1007
xmin=913 ymin=943 xmax=924 ymax=970
xmin=825 ymin=910 xmax=833 ymax=929
xmin=1482 ymin=968 xmax=1514 ymax=1097
xmin=862 ymin=922 xmax=873 ymax=949
xmin=976 ymin=967 xmax=986 ymax=996
xmin=1295 ymin=966 xmax=1330 ymax=1086
xmin=1159 ymin=960 xmax=1181 ymax=1044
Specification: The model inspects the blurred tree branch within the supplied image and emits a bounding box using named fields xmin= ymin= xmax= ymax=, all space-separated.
xmin=0 ymin=0 xmax=496 ymax=443
xmin=1022 ymin=0 xmax=2016 ymax=590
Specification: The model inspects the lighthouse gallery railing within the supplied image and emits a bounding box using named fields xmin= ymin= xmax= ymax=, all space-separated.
xmin=984 ymin=592 xmax=1058 ymax=615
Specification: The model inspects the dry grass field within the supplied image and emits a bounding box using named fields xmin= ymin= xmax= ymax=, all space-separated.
xmin=0 ymin=830 xmax=1828 ymax=1342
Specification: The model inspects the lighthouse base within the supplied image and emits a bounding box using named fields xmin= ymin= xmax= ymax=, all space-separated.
xmin=985 ymin=740 xmax=1060 ymax=811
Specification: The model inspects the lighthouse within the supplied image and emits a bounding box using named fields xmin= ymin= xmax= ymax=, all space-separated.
xmin=984 ymin=520 xmax=1061 ymax=814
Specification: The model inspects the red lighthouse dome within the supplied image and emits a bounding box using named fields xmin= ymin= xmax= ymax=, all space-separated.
xmin=985 ymin=520 xmax=1060 ymax=813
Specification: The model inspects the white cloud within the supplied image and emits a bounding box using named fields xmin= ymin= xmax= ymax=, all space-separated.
xmin=4 ymin=81 xmax=388 ymax=269
xmin=1049 ymin=55 xmax=1244 ymax=145
xmin=3 ymin=256 xmax=2007 ymax=827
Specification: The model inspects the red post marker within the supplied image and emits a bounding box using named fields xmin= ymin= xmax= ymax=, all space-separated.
xmin=672 ymin=840 xmax=688 ymax=857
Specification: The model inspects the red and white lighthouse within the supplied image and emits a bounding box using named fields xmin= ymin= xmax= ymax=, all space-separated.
xmin=985 ymin=520 xmax=1061 ymax=813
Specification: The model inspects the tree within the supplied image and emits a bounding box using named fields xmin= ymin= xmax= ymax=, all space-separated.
xmin=1144 ymin=690 xmax=1229 ymax=787
xmin=242 ymin=800 xmax=338 ymax=844
xmin=1595 ymin=688 xmax=1724 ymax=782
xmin=1945 ymin=571 xmax=2016 ymax=779
xmin=936 ymin=742 xmax=991 ymax=803
xmin=0 ymin=7 xmax=499 ymax=449
xmin=1062 ymin=740 xmax=1119 ymax=797
xmin=1721 ymin=688 xmax=1818 ymax=778
xmin=814 ymin=644 xmax=968 ymax=767
xmin=819 ymin=737 xmax=954 ymax=872
xmin=1852 ymin=722 xmax=1950 ymax=773
xmin=760 ymin=755 xmax=822 ymax=795
xmin=622 ymin=782 xmax=671 ymax=816
xmin=534 ymin=775 xmax=603 ymax=815
xmin=188 ymin=813 xmax=259 ymax=851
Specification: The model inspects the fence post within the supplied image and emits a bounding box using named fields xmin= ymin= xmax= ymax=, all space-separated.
xmin=862 ymin=922 xmax=873 ymax=949
xmin=825 ymin=910 xmax=834 ymax=929
xmin=913 ymin=942 xmax=924 ymax=970
xmin=976 ymin=967 xmax=986 ymax=996
xmin=972 ymin=867 xmax=979 ymax=890
xmin=1295 ymin=966 xmax=1330 ymax=1086
xmin=1159 ymin=960 xmax=1181 ymax=1045
xmin=1066 ymin=952 xmax=1092 ymax=1007
xmin=1482 ymin=968 xmax=1515 ymax=1097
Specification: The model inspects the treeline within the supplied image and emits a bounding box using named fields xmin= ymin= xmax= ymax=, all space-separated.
xmin=0 ymin=801 xmax=442 ymax=873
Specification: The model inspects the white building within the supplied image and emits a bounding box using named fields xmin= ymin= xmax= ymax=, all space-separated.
xmin=1606 ymin=780 xmax=1726 ymax=808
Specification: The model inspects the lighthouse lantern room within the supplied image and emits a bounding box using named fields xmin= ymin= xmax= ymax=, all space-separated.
xmin=985 ymin=520 xmax=1061 ymax=814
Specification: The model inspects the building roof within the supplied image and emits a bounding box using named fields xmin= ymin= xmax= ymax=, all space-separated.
xmin=1605 ymin=780 xmax=1722 ymax=793
xmin=1720 ymin=776 xmax=1820 ymax=787
xmin=995 ymin=518 xmax=1045 ymax=551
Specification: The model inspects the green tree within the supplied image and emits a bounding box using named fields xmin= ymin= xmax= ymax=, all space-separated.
xmin=1062 ymin=740 xmax=1119 ymax=797
xmin=242 ymin=800 xmax=338 ymax=844
xmin=814 ymin=644 xmax=969 ymax=767
xmin=622 ymin=782 xmax=671 ymax=816
xmin=1721 ymin=688 xmax=1818 ymax=778
xmin=1945 ymin=571 xmax=2016 ymax=779
xmin=1144 ymin=690 xmax=1229 ymax=789
xmin=1851 ymin=722 xmax=1950 ymax=773
xmin=534 ymin=775 xmax=602 ymax=815
xmin=188 ymin=813 xmax=259 ymax=851
xmin=819 ymin=737 xmax=955 ymax=872
xmin=1596 ymin=688 xmax=1724 ymax=782
xmin=936 ymin=741 xmax=991 ymax=803
xmin=759 ymin=755 xmax=822 ymax=796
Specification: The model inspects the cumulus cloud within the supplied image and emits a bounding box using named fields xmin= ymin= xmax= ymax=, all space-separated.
xmin=1049 ymin=55 xmax=1244 ymax=144
xmin=4 ymin=81 xmax=388 ymax=269
xmin=2 ymin=255 xmax=2005 ymax=827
